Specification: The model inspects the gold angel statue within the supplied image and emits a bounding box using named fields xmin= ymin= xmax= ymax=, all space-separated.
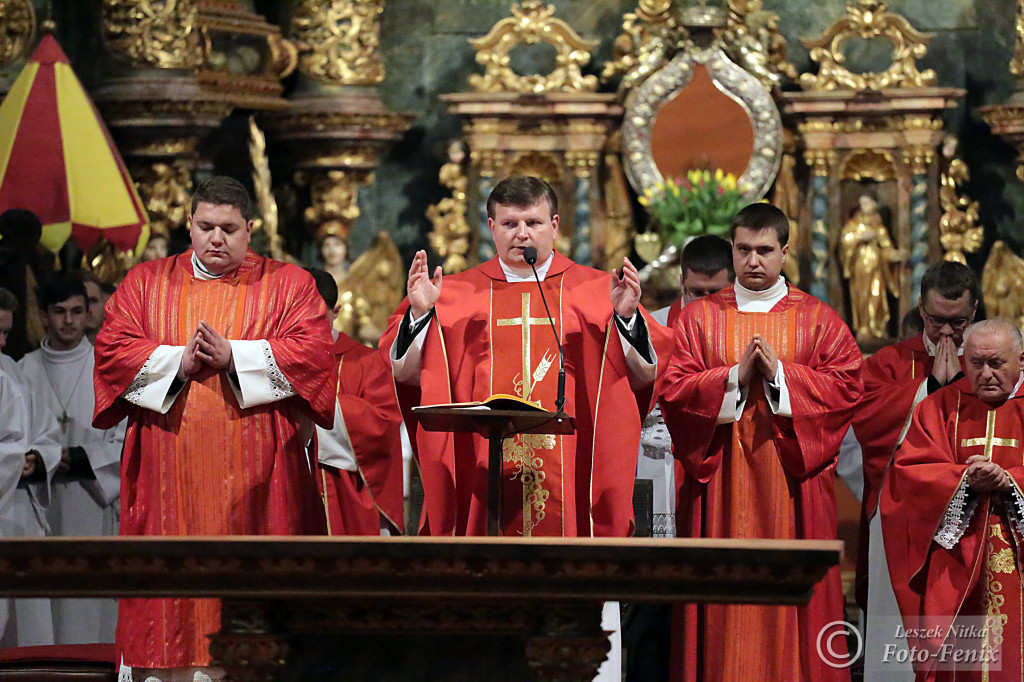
xmin=839 ymin=194 xmax=905 ymax=340
xmin=983 ymin=241 xmax=1024 ymax=329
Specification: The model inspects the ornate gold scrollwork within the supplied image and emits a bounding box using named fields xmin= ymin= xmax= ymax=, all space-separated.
xmin=601 ymin=0 xmax=677 ymax=91
xmin=723 ymin=0 xmax=797 ymax=88
xmin=248 ymin=116 xmax=284 ymax=262
xmin=938 ymin=137 xmax=983 ymax=264
xmin=840 ymin=149 xmax=896 ymax=182
xmin=983 ymin=241 xmax=1024 ymax=329
xmin=103 ymin=0 xmax=206 ymax=69
xmin=0 ymin=0 xmax=35 ymax=69
xmin=1013 ymin=0 xmax=1024 ymax=76
xmin=799 ymin=0 xmax=936 ymax=91
xmin=291 ymin=0 xmax=385 ymax=85
xmin=132 ymin=160 xmax=193 ymax=236
xmin=427 ymin=141 xmax=471 ymax=274
xmin=468 ymin=1 xmax=598 ymax=94
xmin=303 ymin=169 xmax=366 ymax=239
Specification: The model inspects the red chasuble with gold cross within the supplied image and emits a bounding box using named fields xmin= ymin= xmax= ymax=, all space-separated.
xmin=93 ymin=250 xmax=336 ymax=669
xmin=381 ymin=252 xmax=673 ymax=538
xmin=882 ymin=379 xmax=1024 ymax=681
xmin=660 ymin=284 xmax=862 ymax=682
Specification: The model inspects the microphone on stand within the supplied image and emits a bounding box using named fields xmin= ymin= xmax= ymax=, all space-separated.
xmin=522 ymin=246 xmax=566 ymax=414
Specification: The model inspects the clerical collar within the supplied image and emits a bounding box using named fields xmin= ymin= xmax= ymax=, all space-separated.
xmin=499 ymin=252 xmax=553 ymax=282
xmin=39 ymin=336 xmax=91 ymax=364
xmin=734 ymin=276 xmax=787 ymax=312
xmin=191 ymin=251 xmax=226 ymax=281
xmin=1013 ymin=372 xmax=1024 ymax=398
xmin=921 ymin=333 xmax=965 ymax=357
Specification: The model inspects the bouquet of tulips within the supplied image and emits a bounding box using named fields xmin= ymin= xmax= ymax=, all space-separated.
xmin=638 ymin=169 xmax=749 ymax=246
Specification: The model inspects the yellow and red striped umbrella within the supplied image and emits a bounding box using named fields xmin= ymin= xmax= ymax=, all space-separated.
xmin=0 ymin=34 xmax=149 ymax=255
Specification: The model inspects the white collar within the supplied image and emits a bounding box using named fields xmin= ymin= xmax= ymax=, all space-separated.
xmin=192 ymin=251 xmax=226 ymax=280
xmin=921 ymin=332 xmax=965 ymax=358
xmin=1013 ymin=373 xmax=1024 ymax=398
xmin=499 ymin=252 xmax=554 ymax=282
xmin=39 ymin=336 xmax=91 ymax=364
xmin=734 ymin=276 xmax=788 ymax=312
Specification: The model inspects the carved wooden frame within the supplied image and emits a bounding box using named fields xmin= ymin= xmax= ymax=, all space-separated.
xmin=621 ymin=44 xmax=783 ymax=203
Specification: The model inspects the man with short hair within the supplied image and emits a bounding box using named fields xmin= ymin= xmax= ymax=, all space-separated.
xmin=383 ymin=175 xmax=671 ymax=538
xmin=306 ymin=267 xmax=404 ymax=536
xmin=18 ymin=276 xmax=123 ymax=644
xmin=77 ymin=270 xmax=110 ymax=345
xmin=93 ymin=176 xmax=336 ymax=682
xmin=661 ymin=202 xmax=862 ymax=680
xmin=651 ymin=234 xmax=734 ymax=327
xmin=0 ymin=287 xmax=59 ymax=647
xmin=882 ymin=318 xmax=1024 ymax=681
xmin=853 ymin=260 xmax=978 ymax=677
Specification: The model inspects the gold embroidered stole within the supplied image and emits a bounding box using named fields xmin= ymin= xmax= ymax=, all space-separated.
xmin=490 ymin=279 xmax=564 ymax=537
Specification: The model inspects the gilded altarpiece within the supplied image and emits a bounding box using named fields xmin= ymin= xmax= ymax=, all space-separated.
xmin=436 ymin=1 xmax=627 ymax=273
xmin=780 ymin=0 xmax=964 ymax=344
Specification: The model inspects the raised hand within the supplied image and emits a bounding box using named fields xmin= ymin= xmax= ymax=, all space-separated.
xmin=408 ymin=250 xmax=442 ymax=319
xmin=195 ymin=321 xmax=233 ymax=370
xmin=610 ymin=257 xmax=641 ymax=319
xmin=738 ymin=337 xmax=759 ymax=388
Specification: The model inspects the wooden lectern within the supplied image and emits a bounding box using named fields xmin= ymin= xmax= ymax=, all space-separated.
xmin=413 ymin=406 xmax=575 ymax=536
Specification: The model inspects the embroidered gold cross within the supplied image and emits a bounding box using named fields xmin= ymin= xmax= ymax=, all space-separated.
xmin=960 ymin=411 xmax=1019 ymax=460
xmin=496 ymin=292 xmax=549 ymax=398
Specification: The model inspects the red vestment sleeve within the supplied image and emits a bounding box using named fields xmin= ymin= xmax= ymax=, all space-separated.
xmin=93 ymin=259 xmax=166 ymax=429
xmin=660 ymin=298 xmax=732 ymax=483
xmin=264 ymin=265 xmax=336 ymax=429
xmin=880 ymin=386 xmax=980 ymax=653
xmin=336 ymin=341 xmax=405 ymax=533
xmin=773 ymin=310 xmax=862 ymax=479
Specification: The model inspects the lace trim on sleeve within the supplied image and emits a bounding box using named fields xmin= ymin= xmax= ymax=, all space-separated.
xmin=1007 ymin=483 xmax=1024 ymax=538
xmin=261 ymin=339 xmax=295 ymax=400
xmin=121 ymin=354 xmax=156 ymax=406
xmin=934 ymin=475 xmax=977 ymax=549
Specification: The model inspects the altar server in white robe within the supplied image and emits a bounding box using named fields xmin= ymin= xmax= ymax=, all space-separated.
xmin=18 ymin=276 xmax=124 ymax=645
xmin=0 ymin=288 xmax=61 ymax=647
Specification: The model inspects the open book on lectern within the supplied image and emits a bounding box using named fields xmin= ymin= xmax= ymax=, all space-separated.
xmin=412 ymin=394 xmax=547 ymax=412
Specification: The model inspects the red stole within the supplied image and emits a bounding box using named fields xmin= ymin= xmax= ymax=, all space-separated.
xmin=662 ymin=284 xmax=861 ymax=681
xmin=882 ymin=382 xmax=1024 ymax=680
xmin=93 ymin=250 xmax=336 ymax=669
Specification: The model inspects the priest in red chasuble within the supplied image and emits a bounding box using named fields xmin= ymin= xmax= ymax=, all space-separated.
xmin=306 ymin=267 xmax=404 ymax=536
xmin=660 ymin=203 xmax=863 ymax=681
xmin=882 ymin=319 xmax=1024 ymax=681
xmin=853 ymin=261 xmax=977 ymax=673
xmin=93 ymin=177 xmax=336 ymax=682
xmin=381 ymin=175 xmax=673 ymax=538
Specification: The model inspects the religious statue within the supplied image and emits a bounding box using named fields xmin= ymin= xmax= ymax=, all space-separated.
xmin=839 ymin=193 xmax=905 ymax=340
xmin=318 ymin=222 xmax=349 ymax=288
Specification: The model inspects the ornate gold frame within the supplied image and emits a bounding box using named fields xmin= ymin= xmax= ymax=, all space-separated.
xmin=621 ymin=44 xmax=782 ymax=202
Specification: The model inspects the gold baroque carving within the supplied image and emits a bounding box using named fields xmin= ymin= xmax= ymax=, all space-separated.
xmin=805 ymin=149 xmax=837 ymax=176
xmin=291 ymin=0 xmax=385 ymax=85
xmin=938 ymin=137 xmax=983 ymax=264
xmin=0 ymin=0 xmax=35 ymax=68
xmin=601 ymin=0 xmax=677 ymax=92
xmin=1014 ymin=0 xmax=1024 ymax=77
xmin=983 ymin=241 xmax=1024 ymax=329
xmin=799 ymin=0 xmax=936 ymax=91
xmin=840 ymin=149 xmax=895 ymax=181
xmin=248 ymin=116 xmax=284 ymax=262
xmin=723 ymin=0 xmax=798 ymax=88
xmin=303 ymin=170 xmax=366 ymax=238
xmin=103 ymin=0 xmax=206 ymax=69
xmin=900 ymin=146 xmax=934 ymax=175
xmin=468 ymin=1 xmax=599 ymax=94
xmin=427 ymin=141 xmax=471 ymax=274
xmin=132 ymin=160 xmax=193 ymax=236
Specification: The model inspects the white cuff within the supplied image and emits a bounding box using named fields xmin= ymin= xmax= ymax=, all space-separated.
xmin=228 ymin=339 xmax=296 ymax=409
xmin=617 ymin=320 xmax=657 ymax=390
xmin=764 ymin=361 xmax=792 ymax=417
xmin=121 ymin=345 xmax=187 ymax=413
xmin=390 ymin=318 xmax=429 ymax=385
xmin=933 ymin=474 xmax=977 ymax=549
xmin=317 ymin=401 xmax=358 ymax=472
xmin=717 ymin=365 xmax=748 ymax=424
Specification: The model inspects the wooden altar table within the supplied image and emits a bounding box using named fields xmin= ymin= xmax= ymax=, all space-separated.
xmin=0 ymin=536 xmax=841 ymax=681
